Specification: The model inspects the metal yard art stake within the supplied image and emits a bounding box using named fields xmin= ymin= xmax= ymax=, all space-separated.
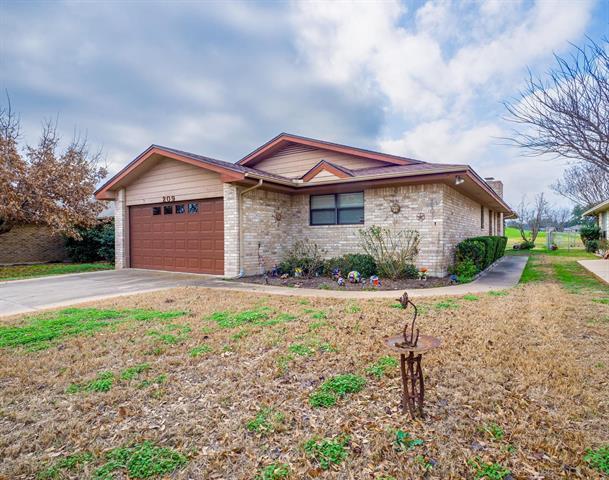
xmin=385 ymin=292 xmax=441 ymax=419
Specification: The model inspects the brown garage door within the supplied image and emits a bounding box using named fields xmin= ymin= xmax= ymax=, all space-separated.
xmin=129 ymin=198 xmax=224 ymax=275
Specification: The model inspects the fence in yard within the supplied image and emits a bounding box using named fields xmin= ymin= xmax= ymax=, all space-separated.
xmin=546 ymin=230 xmax=585 ymax=250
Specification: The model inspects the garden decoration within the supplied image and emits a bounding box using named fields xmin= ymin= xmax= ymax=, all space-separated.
xmin=337 ymin=276 xmax=345 ymax=287
xmin=331 ymin=268 xmax=341 ymax=280
xmin=369 ymin=275 xmax=380 ymax=287
xmin=384 ymin=292 xmax=441 ymax=419
xmin=294 ymin=267 xmax=303 ymax=277
xmin=348 ymin=271 xmax=361 ymax=283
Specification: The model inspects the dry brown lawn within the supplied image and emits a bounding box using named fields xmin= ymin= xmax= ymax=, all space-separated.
xmin=1 ymin=275 xmax=608 ymax=478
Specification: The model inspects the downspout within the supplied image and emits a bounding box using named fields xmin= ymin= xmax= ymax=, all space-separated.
xmin=238 ymin=178 xmax=263 ymax=277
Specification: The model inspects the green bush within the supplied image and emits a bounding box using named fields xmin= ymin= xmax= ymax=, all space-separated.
xmin=279 ymin=240 xmax=325 ymax=277
xmin=323 ymin=254 xmax=377 ymax=277
xmin=64 ymin=219 xmax=114 ymax=263
xmin=586 ymin=239 xmax=600 ymax=253
xmin=514 ymin=240 xmax=535 ymax=250
xmin=402 ymin=263 xmax=419 ymax=279
xmin=454 ymin=259 xmax=478 ymax=283
xmin=580 ymin=224 xmax=601 ymax=244
xmin=455 ymin=239 xmax=486 ymax=270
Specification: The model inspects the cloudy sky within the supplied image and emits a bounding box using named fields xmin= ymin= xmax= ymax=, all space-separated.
xmin=1 ymin=0 xmax=607 ymax=207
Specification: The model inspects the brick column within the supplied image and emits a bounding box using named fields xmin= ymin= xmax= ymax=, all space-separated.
xmin=114 ymin=188 xmax=129 ymax=269
xmin=223 ymin=183 xmax=240 ymax=277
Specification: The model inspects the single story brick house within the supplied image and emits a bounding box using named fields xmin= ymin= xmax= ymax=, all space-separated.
xmin=95 ymin=133 xmax=514 ymax=277
xmin=583 ymin=199 xmax=609 ymax=239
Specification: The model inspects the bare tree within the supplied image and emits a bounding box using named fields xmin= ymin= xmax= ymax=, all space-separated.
xmin=551 ymin=162 xmax=609 ymax=208
xmin=0 ymin=97 xmax=107 ymax=237
xmin=514 ymin=193 xmax=549 ymax=243
xmin=504 ymin=38 xmax=609 ymax=174
xmin=546 ymin=206 xmax=571 ymax=231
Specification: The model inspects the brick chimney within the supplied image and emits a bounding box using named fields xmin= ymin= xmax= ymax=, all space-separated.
xmin=484 ymin=177 xmax=503 ymax=198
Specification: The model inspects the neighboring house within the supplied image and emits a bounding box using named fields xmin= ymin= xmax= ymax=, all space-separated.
xmin=583 ymin=199 xmax=609 ymax=239
xmin=95 ymin=133 xmax=514 ymax=277
xmin=0 ymin=225 xmax=67 ymax=265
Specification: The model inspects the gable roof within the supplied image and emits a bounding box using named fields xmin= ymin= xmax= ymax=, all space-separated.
xmin=582 ymin=199 xmax=609 ymax=216
xmin=301 ymin=160 xmax=354 ymax=182
xmin=237 ymin=132 xmax=423 ymax=167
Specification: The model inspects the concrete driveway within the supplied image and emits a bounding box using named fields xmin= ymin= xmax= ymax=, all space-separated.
xmin=0 ymin=269 xmax=216 ymax=317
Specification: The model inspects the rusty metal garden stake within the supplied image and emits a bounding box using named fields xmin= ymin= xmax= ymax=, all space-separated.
xmin=385 ymin=292 xmax=440 ymax=419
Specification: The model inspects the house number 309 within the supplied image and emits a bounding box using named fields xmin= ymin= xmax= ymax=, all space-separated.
xmin=162 ymin=195 xmax=175 ymax=202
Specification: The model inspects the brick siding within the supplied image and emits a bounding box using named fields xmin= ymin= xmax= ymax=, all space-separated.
xmin=0 ymin=225 xmax=67 ymax=265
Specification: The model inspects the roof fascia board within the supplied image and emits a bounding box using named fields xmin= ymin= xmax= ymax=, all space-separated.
xmin=582 ymin=199 xmax=609 ymax=216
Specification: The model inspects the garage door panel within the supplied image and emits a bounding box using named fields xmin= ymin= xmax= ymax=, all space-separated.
xmin=129 ymin=198 xmax=224 ymax=275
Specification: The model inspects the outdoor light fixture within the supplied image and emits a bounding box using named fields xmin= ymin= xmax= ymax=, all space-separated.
xmin=454 ymin=175 xmax=465 ymax=185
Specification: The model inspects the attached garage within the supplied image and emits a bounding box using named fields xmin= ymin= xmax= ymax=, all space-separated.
xmin=129 ymin=198 xmax=224 ymax=274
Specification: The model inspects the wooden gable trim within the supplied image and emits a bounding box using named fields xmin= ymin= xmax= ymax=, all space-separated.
xmin=94 ymin=146 xmax=244 ymax=200
xmin=238 ymin=133 xmax=415 ymax=167
xmin=301 ymin=160 xmax=353 ymax=182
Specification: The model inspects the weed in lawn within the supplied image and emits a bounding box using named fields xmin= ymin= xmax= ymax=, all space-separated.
xmin=288 ymin=343 xmax=314 ymax=356
xmin=92 ymin=441 xmax=187 ymax=479
xmin=468 ymin=457 xmax=511 ymax=480
xmin=434 ymin=299 xmax=459 ymax=310
xmin=389 ymin=302 xmax=404 ymax=309
xmin=462 ymin=294 xmax=479 ymax=301
xmin=346 ymin=303 xmax=361 ymax=313
xmin=592 ymin=298 xmax=609 ymax=305
xmin=304 ymin=308 xmax=327 ymax=319
xmin=303 ymin=435 xmax=350 ymax=470
xmin=393 ymin=430 xmax=424 ymax=451
xmin=246 ymin=407 xmax=285 ymax=435
xmin=482 ymin=422 xmax=505 ymax=441
xmin=587 ymin=316 xmax=609 ymax=326
xmin=231 ymin=329 xmax=251 ymax=341
xmin=309 ymin=374 xmax=366 ymax=408
xmin=137 ymin=374 xmax=167 ymax=389
xmin=298 ymin=298 xmax=310 ymax=305
xmin=487 ymin=291 xmax=508 ymax=297
xmin=584 ymin=445 xmax=609 ymax=474
xmin=308 ymin=320 xmax=328 ymax=332
xmin=415 ymin=455 xmax=434 ymax=471
xmin=190 ymin=345 xmax=212 ymax=357
xmin=319 ymin=342 xmax=337 ymax=353
xmin=208 ymin=307 xmax=271 ymax=328
xmin=366 ymin=356 xmax=398 ymax=378
xmin=259 ymin=313 xmax=296 ymax=326
xmin=120 ymin=363 xmax=150 ymax=381
xmin=67 ymin=371 xmax=115 ymax=394
xmin=255 ymin=462 xmax=290 ymax=480
xmin=37 ymin=451 xmax=94 ymax=479
xmin=0 ymin=308 xmax=185 ymax=351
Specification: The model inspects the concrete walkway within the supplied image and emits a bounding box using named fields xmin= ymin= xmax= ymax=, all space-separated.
xmin=0 ymin=255 xmax=528 ymax=317
xmin=578 ymin=259 xmax=609 ymax=285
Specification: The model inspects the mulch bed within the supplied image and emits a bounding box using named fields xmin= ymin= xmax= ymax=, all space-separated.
xmin=233 ymin=274 xmax=453 ymax=290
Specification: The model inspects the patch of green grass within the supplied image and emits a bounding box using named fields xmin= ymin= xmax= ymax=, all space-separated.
xmin=519 ymin=255 xmax=546 ymax=283
xmin=584 ymin=445 xmax=609 ymax=474
xmin=207 ymin=307 xmax=296 ymax=329
xmin=319 ymin=342 xmax=337 ymax=353
xmin=482 ymin=422 xmax=505 ymax=441
xmin=553 ymin=262 xmax=609 ymax=294
xmin=309 ymin=374 xmax=366 ymax=408
xmin=92 ymin=441 xmax=187 ymax=479
xmin=259 ymin=312 xmax=296 ymax=326
xmin=0 ymin=308 xmax=185 ymax=351
xmin=120 ymin=363 xmax=150 ymax=381
xmin=434 ymin=299 xmax=459 ymax=310
xmin=303 ymin=435 xmax=350 ymax=470
xmin=318 ymin=283 xmax=330 ymax=290
xmin=346 ymin=303 xmax=361 ymax=313
xmin=67 ymin=371 xmax=114 ymax=394
xmin=462 ymin=294 xmax=480 ymax=301
xmin=288 ymin=343 xmax=315 ymax=356
xmin=468 ymin=457 xmax=511 ymax=480
xmin=246 ymin=407 xmax=285 ymax=435
xmin=304 ymin=308 xmax=327 ymax=319
xmin=389 ymin=302 xmax=404 ymax=309
xmin=37 ymin=451 xmax=94 ymax=479
xmin=0 ymin=262 xmax=114 ymax=281
xmin=487 ymin=290 xmax=508 ymax=297
xmin=298 ymin=299 xmax=310 ymax=305
xmin=138 ymin=374 xmax=167 ymax=389
xmin=231 ymin=329 xmax=251 ymax=341
xmin=393 ymin=430 xmax=424 ymax=451
xmin=189 ymin=345 xmax=212 ymax=357
xmin=255 ymin=462 xmax=290 ymax=480
xmin=592 ymin=298 xmax=609 ymax=304
xmin=308 ymin=320 xmax=328 ymax=331
xmin=366 ymin=356 xmax=398 ymax=378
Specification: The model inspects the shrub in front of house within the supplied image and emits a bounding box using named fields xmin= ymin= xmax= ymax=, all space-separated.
xmin=323 ymin=254 xmax=377 ymax=278
xmin=279 ymin=240 xmax=326 ymax=277
xmin=64 ymin=219 xmax=115 ymax=263
xmin=358 ymin=226 xmax=420 ymax=280
xmin=585 ymin=239 xmax=600 ymax=253
xmin=580 ymin=224 xmax=601 ymax=245
xmin=454 ymin=235 xmax=507 ymax=282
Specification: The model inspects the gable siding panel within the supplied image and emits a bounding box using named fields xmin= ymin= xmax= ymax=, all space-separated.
xmin=253 ymin=144 xmax=391 ymax=178
xmin=125 ymin=157 xmax=223 ymax=206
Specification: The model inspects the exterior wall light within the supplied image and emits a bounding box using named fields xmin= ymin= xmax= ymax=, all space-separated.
xmin=454 ymin=175 xmax=465 ymax=185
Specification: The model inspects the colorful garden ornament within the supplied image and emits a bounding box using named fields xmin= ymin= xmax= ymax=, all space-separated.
xmin=369 ymin=275 xmax=381 ymax=287
xmin=347 ymin=271 xmax=361 ymax=283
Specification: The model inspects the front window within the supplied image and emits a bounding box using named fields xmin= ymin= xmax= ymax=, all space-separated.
xmin=310 ymin=192 xmax=364 ymax=226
